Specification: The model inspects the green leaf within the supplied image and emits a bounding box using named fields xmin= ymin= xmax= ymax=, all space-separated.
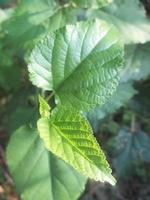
xmin=130 ymin=82 xmax=150 ymax=118
xmin=113 ymin=127 xmax=150 ymax=176
xmin=71 ymin=0 xmax=112 ymax=8
xmin=89 ymin=0 xmax=150 ymax=44
xmin=7 ymin=125 xmax=87 ymax=200
xmin=121 ymin=43 xmax=150 ymax=82
xmin=5 ymin=88 xmax=38 ymax=132
xmin=29 ymin=19 xmax=124 ymax=111
xmin=0 ymin=9 xmax=10 ymax=23
xmin=3 ymin=0 xmax=79 ymax=48
xmin=39 ymin=95 xmax=50 ymax=117
xmin=87 ymin=83 xmax=137 ymax=132
xmin=0 ymin=47 xmax=21 ymax=91
xmin=37 ymin=105 xmax=116 ymax=185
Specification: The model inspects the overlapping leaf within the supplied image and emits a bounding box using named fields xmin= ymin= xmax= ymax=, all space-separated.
xmin=29 ymin=20 xmax=123 ymax=111
xmin=37 ymin=99 xmax=116 ymax=185
xmin=7 ymin=126 xmax=87 ymax=200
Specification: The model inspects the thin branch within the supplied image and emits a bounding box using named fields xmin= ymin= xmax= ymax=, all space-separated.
xmin=0 ymin=145 xmax=13 ymax=184
xmin=46 ymin=91 xmax=55 ymax=102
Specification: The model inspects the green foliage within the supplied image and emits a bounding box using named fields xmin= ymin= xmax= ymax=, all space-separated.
xmin=130 ymin=82 xmax=150 ymax=118
xmin=29 ymin=19 xmax=123 ymax=111
xmin=1 ymin=0 xmax=150 ymax=199
xmin=3 ymin=88 xmax=38 ymax=134
xmin=39 ymin=95 xmax=51 ymax=117
xmin=121 ymin=43 xmax=150 ymax=82
xmin=7 ymin=125 xmax=87 ymax=200
xmin=87 ymin=83 xmax=137 ymax=131
xmin=37 ymin=100 xmax=116 ymax=185
xmin=3 ymin=0 xmax=79 ymax=48
xmin=89 ymin=0 xmax=150 ymax=44
xmin=0 ymin=47 xmax=21 ymax=91
xmin=113 ymin=127 xmax=150 ymax=176
xmin=70 ymin=0 xmax=112 ymax=8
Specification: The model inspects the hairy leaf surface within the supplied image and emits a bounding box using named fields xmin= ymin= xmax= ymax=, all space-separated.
xmin=7 ymin=126 xmax=87 ymax=200
xmin=29 ymin=20 xmax=123 ymax=111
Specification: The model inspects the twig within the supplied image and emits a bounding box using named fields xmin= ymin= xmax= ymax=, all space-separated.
xmin=0 ymin=145 xmax=13 ymax=184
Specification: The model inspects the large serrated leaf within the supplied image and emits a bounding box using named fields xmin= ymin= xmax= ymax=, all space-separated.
xmin=7 ymin=125 xmax=87 ymax=200
xmin=37 ymin=104 xmax=116 ymax=185
xmin=70 ymin=0 xmax=112 ymax=8
xmin=28 ymin=20 xmax=124 ymax=111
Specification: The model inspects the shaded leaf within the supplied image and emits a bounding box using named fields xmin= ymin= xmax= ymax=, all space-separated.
xmin=3 ymin=0 xmax=79 ymax=48
xmin=113 ymin=127 xmax=150 ymax=176
xmin=130 ymin=82 xmax=150 ymax=118
xmin=121 ymin=42 xmax=150 ymax=82
xmin=7 ymin=125 xmax=87 ymax=200
xmin=87 ymin=83 xmax=137 ymax=132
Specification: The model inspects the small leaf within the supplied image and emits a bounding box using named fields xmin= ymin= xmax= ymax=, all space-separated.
xmin=29 ymin=19 xmax=124 ymax=111
xmin=37 ymin=106 xmax=116 ymax=185
xmin=39 ymin=95 xmax=50 ymax=117
xmin=7 ymin=126 xmax=87 ymax=200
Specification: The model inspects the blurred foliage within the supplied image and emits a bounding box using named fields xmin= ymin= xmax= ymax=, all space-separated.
xmin=113 ymin=127 xmax=150 ymax=177
xmin=88 ymin=0 xmax=150 ymax=44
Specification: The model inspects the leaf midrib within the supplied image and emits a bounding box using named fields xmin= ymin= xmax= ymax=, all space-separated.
xmin=53 ymin=25 xmax=117 ymax=94
xmin=52 ymin=123 xmax=109 ymax=177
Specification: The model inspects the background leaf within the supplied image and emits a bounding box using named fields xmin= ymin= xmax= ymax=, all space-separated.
xmin=120 ymin=42 xmax=150 ymax=82
xmin=87 ymin=83 xmax=137 ymax=132
xmin=88 ymin=0 xmax=150 ymax=44
xmin=2 ymin=0 xmax=79 ymax=48
xmin=113 ymin=127 xmax=150 ymax=176
xmin=7 ymin=125 xmax=87 ymax=200
xmin=70 ymin=0 xmax=112 ymax=8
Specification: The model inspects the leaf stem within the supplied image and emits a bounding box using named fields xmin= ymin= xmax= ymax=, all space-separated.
xmin=131 ymin=114 xmax=140 ymax=133
xmin=46 ymin=91 xmax=55 ymax=101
